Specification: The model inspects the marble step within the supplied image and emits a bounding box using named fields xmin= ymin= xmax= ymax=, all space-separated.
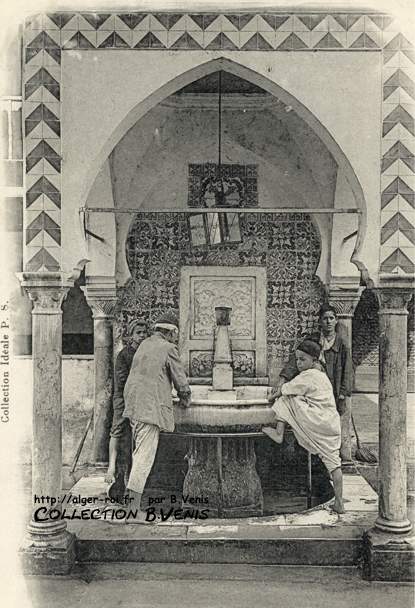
xmin=71 ymin=472 xmax=378 ymax=567
xmin=74 ymin=510 xmax=371 ymax=567
xmin=72 ymin=562 xmax=359 ymax=582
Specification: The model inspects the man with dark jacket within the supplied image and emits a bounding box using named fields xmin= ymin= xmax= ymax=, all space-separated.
xmin=105 ymin=319 xmax=147 ymax=493
xmin=275 ymin=304 xmax=353 ymax=460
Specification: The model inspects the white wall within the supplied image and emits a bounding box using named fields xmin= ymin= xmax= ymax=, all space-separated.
xmin=61 ymin=50 xmax=381 ymax=280
xmin=14 ymin=356 xmax=94 ymax=466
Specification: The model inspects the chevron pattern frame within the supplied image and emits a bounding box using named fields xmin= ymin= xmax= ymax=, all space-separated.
xmin=23 ymin=12 xmax=414 ymax=275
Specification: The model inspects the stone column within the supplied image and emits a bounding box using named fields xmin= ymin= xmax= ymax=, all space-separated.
xmin=18 ymin=272 xmax=76 ymax=574
xmin=363 ymin=282 xmax=414 ymax=583
xmin=83 ymin=287 xmax=117 ymax=467
xmin=329 ymin=286 xmax=363 ymax=465
xmin=375 ymin=285 xmax=412 ymax=534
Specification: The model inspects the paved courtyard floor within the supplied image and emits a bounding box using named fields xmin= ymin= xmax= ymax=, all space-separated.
xmin=21 ymin=564 xmax=414 ymax=608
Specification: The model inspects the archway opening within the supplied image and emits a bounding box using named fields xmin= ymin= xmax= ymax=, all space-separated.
xmin=82 ymin=57 xmax=367 ymax=283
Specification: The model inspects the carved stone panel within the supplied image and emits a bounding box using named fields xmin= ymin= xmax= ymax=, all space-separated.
xmin=192 ymin=278 xmax=255 ymax=339
xmin=180 ymin=266 xmax=266 ymax=377
xmin=190 ymin=350 xmax=256 ymax=378
xmin=190 ymin=351 xmax=213 ymax=377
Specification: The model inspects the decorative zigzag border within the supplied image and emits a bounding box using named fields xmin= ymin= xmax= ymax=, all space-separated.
xmin=381 ymin=34 xmax=415 ymax=274
xmin=22 ymin=12 xmax=415 ymax=275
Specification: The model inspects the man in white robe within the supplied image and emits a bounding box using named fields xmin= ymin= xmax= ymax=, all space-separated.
xmin=263 ymin=339 xmax=344 ymax=514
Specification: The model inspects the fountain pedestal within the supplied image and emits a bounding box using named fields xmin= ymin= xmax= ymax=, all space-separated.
xmin=182 ymin=306 xmax=263 ymax=517
xmin=183 ymin=434 xmax=263 ymax=518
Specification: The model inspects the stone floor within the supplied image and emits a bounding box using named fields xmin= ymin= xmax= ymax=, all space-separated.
xmin=21 ymin=565 xmax=414 ymax=608
xmin=69 ymin=471 xmax=378 ymax=538
xmin=67 ymin=465 xmax=377 ymax=569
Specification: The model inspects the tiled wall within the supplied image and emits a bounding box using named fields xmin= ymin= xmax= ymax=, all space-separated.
xmin=116 ymin=211 xmax=324 ymax=378
xmin=22 ymin=11 xmax=414 ymax=276
xmin=117 ymin=210 xmax=414 ymax=380
xmin=353 ymin=289 xmax=415 ymax=372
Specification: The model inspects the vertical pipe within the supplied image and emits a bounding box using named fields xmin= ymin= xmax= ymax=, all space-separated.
xmin=307 ymin=452 xmax=313 ymax=509
xmin=217 ymin=436 xmax=223 ymax=518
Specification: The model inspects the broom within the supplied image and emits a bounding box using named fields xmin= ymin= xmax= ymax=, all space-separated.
xmin=351 ymin=412 xmax=377 ymax=464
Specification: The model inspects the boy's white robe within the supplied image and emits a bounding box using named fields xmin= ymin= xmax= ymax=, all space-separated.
xmin=272 ymin=368 xmax=341 ymax=472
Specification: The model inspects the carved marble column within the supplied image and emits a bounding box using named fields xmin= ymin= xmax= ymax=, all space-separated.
xmin=329 ymin=286 xmax=363 ymax=465
xmin=363 ymin=282 xmax=414 ymax=583
xmin=18 ymin=272 xmax=76 ymax=574
xmin=375 ymin=286 xmax=412 ymax=534
xmin=83 ymin=287 xmax=117 ymax=466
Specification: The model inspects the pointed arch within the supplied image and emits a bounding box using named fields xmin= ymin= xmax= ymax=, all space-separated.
xmin=82 ymin=56 xmax=368 ymax=279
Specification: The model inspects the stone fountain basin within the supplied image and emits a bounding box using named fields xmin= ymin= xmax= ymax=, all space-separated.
xmin=173 ymin=385 xmax=276 ymax=433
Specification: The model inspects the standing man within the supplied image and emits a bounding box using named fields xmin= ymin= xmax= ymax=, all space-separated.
xmin=277 ymin=304 xmax=353 ymax=410
xmin=123 ymin=312 xmax=191 ymax=523
xmin=105 ymin=319 xmax=147 ymax=495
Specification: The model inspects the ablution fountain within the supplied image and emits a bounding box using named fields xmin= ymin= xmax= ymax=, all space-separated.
xmin=171 ymin=263 xmax=291 ymax=517
xmin=175 ymin=303 xmax=275 ymax=517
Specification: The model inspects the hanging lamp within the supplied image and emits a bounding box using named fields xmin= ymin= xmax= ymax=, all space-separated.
xmin=189 ymin=71 xmax=242 ymax=247
xmin=201 ymin=71 xmax=243 ymax=208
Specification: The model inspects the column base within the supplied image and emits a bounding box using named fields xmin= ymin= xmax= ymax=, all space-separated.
xmin=374 ymin=516 xmax=413 ymax=534
xmin=363 ymin=529 xmax=415 ymax=582
xmin=20 ymin=529 xmax=76 ymax=575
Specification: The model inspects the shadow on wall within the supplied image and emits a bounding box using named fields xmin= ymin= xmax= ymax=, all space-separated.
xmin=62 ymin=271 xmax=93 ymax=355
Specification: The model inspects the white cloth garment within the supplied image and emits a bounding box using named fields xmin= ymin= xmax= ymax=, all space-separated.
xmin=319 ymin=333 xmax=336 ymax=366
xmin=126 ymin=421 xmax=160 ymax=494
xmin=272 ymin=368 xmax=341 ymax=473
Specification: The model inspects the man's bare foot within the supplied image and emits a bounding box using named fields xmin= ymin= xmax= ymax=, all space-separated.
xmin=263 ymin=426 xmax=284 ymax=444
xmin=332 ymin=500 xmax=345 ymax=514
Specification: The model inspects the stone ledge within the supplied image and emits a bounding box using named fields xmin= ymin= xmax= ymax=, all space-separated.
xmin=76 ymin=536 xmax=363 ymax=567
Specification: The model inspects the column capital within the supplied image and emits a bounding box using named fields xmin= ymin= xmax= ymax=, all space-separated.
xmin=328 ymin=285 xmax=364 ymax=317
xmin=375 ymin=286 xmax=413 ymax=314
xmin=17 ymin=272 xmax=74 ymax=314
xmin=82 ymin=285 xmax=117 ymax=320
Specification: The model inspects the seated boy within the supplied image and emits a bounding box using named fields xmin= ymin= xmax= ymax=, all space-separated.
xmin=263 ymin=339 xmax=344 ymax=514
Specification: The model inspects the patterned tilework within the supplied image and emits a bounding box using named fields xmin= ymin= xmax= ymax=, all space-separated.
xmin=352 ymin=289 xmax=415 ymax=371
xmin=188 ymin=163 xmax=258 ymax=207
xmin=116 ymin=212 xmax=324 ymax=372
xmin=22 ymin=12 xmax=415 ymax=275
xmin=25 ymin=12 xmax=394 ymax=52
xmin=381 ymin=32 xmax=415 ymax=274
xmin=24 ymin=17 xmax=62 ymax=270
